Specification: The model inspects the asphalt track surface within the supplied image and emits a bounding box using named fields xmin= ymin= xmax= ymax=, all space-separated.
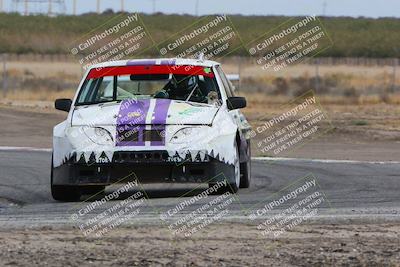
xmin=1 ymin=149 xmax=400 ymax=229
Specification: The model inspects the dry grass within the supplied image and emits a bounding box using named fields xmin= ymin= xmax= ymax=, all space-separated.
xmin=1 ymin=58 xmax=400 ymax=105
xmin=236 ymin=92 xmax=400 ymax=137
xmin=6 ymin=61 xmax=82 ymax=79
xmin=4 ymin=89 xmax=75 ymax=102
xmin=238 ymin=92 xmax=400 ymax=105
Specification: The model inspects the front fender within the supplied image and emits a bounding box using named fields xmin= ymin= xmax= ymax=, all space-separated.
xmin=53 ymin=120 xmax=74 ymax=168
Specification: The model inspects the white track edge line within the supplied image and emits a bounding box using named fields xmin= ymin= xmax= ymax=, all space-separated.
xmin=253 ymin=156 xmax=400 ymax=164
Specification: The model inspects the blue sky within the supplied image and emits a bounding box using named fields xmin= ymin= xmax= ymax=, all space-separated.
xmin=3 ymin=0 xmax=400 ymax=18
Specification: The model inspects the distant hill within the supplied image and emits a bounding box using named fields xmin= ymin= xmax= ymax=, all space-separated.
xmin=0 ymin=12 xmax=399 ymax=57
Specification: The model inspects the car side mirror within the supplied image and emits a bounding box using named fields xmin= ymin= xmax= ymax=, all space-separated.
xmin=227 ymin=97 xmax=246 ymax=110
xmin=55 ymin=99 xmax=72 ymax=112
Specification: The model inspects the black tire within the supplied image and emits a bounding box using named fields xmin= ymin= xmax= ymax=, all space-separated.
xmin=240 ymin=140 xmax=251 ymax=188
xmin=209 ymin=141 xmax=240 ymax=194
xmin=50 ymin=154 xmax=81 ymax=202
xmin=51 ymin=185 xmax=81 ymax=202
xmin=81 ymin=186 xmax=106 ymax=196
xmin=227 ymin=182 xmax=239 ymax=193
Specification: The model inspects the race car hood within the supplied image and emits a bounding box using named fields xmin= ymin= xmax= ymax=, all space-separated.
xmin=71 ymin=99 xmax=219 ymax=127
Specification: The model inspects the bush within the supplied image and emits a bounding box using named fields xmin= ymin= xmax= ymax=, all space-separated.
xmin=0 ymin=13 xmax=399 ymax=57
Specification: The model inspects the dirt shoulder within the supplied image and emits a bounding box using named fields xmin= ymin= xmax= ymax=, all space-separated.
xmin=1 ymin=103 xmax=400 ymax=161
xmin=0 ymin=104 xmax=66 ymax=148
xmin=0 ymin=223 xmax=398 ymax=266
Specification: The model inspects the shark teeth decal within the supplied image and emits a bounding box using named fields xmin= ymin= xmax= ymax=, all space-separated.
xmin=178 ymin=150 xmax=187 ymax=160
xmin=56 ymin=147 xmax=235 ymax=167
xmin=83 ymin=152 xmax=91 ymax=163
xmin=190 ymin=151 xmax=197 ymax=162
xmin=104 ymin=151 xmax=114 ymax=162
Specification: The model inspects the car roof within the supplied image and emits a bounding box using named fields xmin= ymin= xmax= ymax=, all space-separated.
xmin=89 ymin=58 xmax=221 ymax=70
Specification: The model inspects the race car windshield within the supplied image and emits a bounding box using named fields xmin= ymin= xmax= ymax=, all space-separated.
xmin=76 ymin=66 xmax=221 ymax=106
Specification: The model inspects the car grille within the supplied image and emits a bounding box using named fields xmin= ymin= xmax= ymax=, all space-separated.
xmin=113 ymin=151 xmax=169 ymax=163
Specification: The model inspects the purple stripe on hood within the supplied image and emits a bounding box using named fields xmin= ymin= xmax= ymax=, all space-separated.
xmin=151 ymin=99 xmax=172 ymax=146
xmin=152 ymin=99 xmax=171 ymax=124
xmin=116 ymin=99 xmax=150 ymax=146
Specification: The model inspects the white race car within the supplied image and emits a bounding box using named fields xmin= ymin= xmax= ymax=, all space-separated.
xmin=51 ymin=58 xmax=252 ymax=201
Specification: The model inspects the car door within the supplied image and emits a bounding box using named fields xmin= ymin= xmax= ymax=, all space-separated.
xmin=215 ymin=66 xmax=252 ymax=162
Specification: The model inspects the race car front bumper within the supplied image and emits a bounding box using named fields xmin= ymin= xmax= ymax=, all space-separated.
xmin=52 ymin=150 xmax=234 ymax=186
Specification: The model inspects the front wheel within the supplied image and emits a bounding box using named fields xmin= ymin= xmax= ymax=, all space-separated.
xmin=209 ymin=141 xmax=240 ymax=194
xmin=50 ymin=154 xmax=81 ymax=202
xmin=240 ymin=140 xmax=251 ymax=188
xmin=51 ymin=185 xmax=81 ymax=202
xmin=229 ymin=141 xmax=241 ymax=193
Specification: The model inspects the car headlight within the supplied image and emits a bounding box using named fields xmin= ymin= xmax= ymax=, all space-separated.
xmin=84 ymin=127 xmax=114 ymax=145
